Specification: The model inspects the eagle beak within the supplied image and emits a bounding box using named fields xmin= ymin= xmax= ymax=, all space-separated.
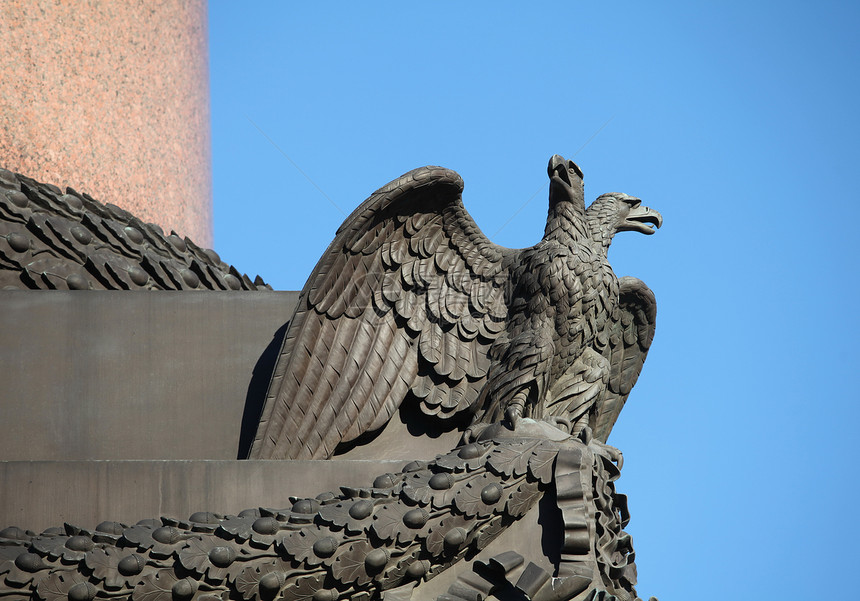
xmin=621 ymin=203 xmax=663 ymax=235
xmin=547 ymin=155 xmax=584 ymax=206
xmin=547 ymin=155 xmax=582 ymax=186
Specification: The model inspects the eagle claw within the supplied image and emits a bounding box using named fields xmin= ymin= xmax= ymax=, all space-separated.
xmin=577 ymin=425 xmax=594 ymax=444
xmin=550 ymin=416 xmax=572 ymax=434
xmin=505 ymin=404 xmax=523 ymax=430
xmin=590 ymin=438 xmax=624 ymax=468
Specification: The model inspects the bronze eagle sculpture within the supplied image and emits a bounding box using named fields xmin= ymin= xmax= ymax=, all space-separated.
xmin=250 ymin=155 xmax=661 ymax=460
xmin=0 ymin=159 xmax=659 ymax=601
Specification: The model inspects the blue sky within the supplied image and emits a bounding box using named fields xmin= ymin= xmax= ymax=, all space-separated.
xmin=209 ymin=3 xmax=860 ymax=599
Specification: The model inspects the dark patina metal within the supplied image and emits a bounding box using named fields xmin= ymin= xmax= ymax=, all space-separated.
xmin=250 ymin=155 xmax=659 ymax=460
xmin=0 ymin=156 xmax=661 ymax=600
xmin=0 ymin=167 xmax=268 ymax=291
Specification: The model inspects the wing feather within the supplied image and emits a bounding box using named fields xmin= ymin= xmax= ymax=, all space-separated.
xmin=249 ymin=166 xmax=515 ymax=459
xmin=592 ymin=277 xmax=657 ymax=442
xmin=289 ymin=315 xmax=368 ymax=455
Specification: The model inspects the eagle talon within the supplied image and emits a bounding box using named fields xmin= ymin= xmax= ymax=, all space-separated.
xmin=505 ymin=404 xmax=523 ymax=430
xmin=591 ymin=439 xmax=624 ymax=468
xmin=577 ymin=425 xmax=594 ymax=444
xmin=550 ymin=416 xmax=572 ymax=434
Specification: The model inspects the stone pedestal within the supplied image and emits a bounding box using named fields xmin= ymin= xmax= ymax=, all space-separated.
xmin=0 ymin=292 xmax=636 ymax=601
xmin=0 ymin=290 xmax=409 ymax=532
xmin=0 ymin=292 xmax=548 ymax=600
xmin=0 ymin=291 xmax=297 ymax=462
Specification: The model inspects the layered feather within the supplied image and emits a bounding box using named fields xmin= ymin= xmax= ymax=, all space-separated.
xmin=250 ymin=167 xmax=514 ymax=459
xmin=591 ymin=277 xmax=657 ymax=441
xmin=251 ymin=160 xmax=658 ymax=459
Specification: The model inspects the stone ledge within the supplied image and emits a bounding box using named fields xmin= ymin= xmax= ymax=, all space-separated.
xmin=0 ymin=459 xmax=407 ymax=533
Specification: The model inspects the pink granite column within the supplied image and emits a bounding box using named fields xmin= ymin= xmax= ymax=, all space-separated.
xmin=0 ymin=0 xmax=212 ymax=246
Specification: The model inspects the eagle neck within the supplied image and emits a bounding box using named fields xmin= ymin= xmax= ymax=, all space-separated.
xmin=544 ymin=200 xmax=590 ymax=246
xmin=586 ymin=213 xmax=616 ymax=250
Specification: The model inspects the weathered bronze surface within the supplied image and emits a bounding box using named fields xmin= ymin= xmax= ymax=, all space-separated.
xmin=0 ymin=157 xmax=661 ymax=600
xmin=0 ymin=167 xmax=268 ymax=291
xmin=0 ymin=436 xmax=641 ymax=601
xmin=250 ymin=156 xmax=660 ymax=460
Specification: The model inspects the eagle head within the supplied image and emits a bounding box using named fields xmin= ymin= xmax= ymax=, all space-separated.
xmin=586 ymin=192 xmax=663 ymax=246
xmin=547 ymin=154 xmax=585 ymax=210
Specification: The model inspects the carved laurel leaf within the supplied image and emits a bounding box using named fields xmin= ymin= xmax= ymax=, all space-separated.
xmin=217 ymin=515 xmax=256 ymax=542
xmin=423 ymin=522 xmax=447 ymax=557
xmin=84 ymin=547 xmax=124 ymax=589
xmin=429 ymin=484 xmax=460 ymax=510
xmin=0 ymin=544 xmax=26 ymax=565
xmin=370 ymin=503 xmax=404 ymax=542
xmin=280 ymin=573 xmax=329 ymax=601
xmin=0 ymin=556 xmax=16 ymax=578
xmin=424 ymin=514 xmax=470 ymax=557
xmin=30 ymin=535 xmax=69 ymax=559
xmin=331 ymin=540 xmax=373 ymax=586
xmin=506 ymin=480 xmax=542 ymax=518
xmin=487 ymin=440 xmax=540 ymax=477
xmin=400 ymin=472 xmax=434 ymax=506
xmin=453 ymin=475 xmax=491 ymax=517
xmin=132 ymin=570 xmax=182 ymax=601
xmin=2 ymin=551 xmax=53 ymax=587
xmin=434 ymin=442 xmax=492 ymax=472
xmin=235 ymin=564 xmax=263 ymax=601
xmin=474 ymin=515 xmax=505 ymax=550
xmin=377 ymin=550 xmax=417 ymax=589
xmin=37 ymin=571 xmax=92 ymax=601
xmin=177 ymin=537 xmax=210 ymax=574
xmin=528 ymin=442 xmax=559 ymax=484
xmin=318 ymin=499 xmax=375 ymax=534
xmin=433 ymin=451 xmax=466 ymax=472
xmin=235 ymin=560 xmax=284 ymax=601
xmin=279 ymin=528 xmax=335 ymax=566
xmin=120 ymin=524 xmax=156 ymax=550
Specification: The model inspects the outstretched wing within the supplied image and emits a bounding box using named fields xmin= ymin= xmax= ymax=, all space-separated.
xmin=250 ymin=167 xmax=514 ymax=459
xmin=592 ymin=276 xmax=657 ymax=442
